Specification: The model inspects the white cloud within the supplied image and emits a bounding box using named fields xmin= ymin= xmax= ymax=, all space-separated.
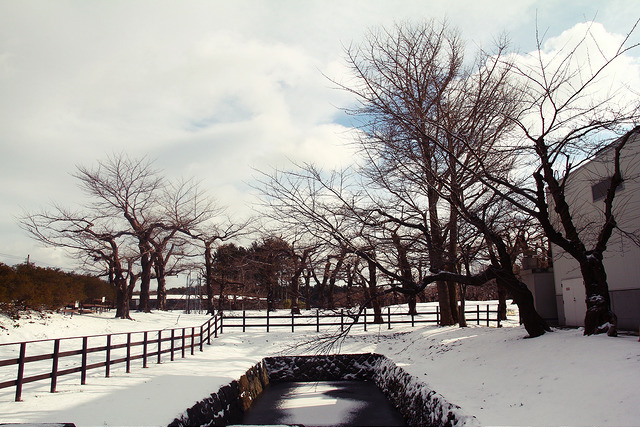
xmin=507 ymin=21 xmax=640 ymax=140
xmin=1 ymin=1 xmax=638 ymax=269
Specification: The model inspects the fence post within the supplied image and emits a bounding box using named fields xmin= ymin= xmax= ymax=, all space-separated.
xmin=316 ymin=309 xmax=320 ymax=332
xmin=171 ymin=329 xmax=175 ymax=361
xmin=191 ymin=327 xmax=195 ymax=355
xmin=341 ymin=309 xmax=344 ymax=332
xmin=486 ymin=305 xmax=490 ymax=327
xmin=15 ymin=342 xmax=26 ymax=401
xmin=207 ymin=318 xmax=212 ymax=344
xmin=497 ymin=305 xmax=502 ymax=328
xmin=436 ymin=305 xmax=440 ymax=325
xmin=220 ymin=312 xmax=223 ymax=335
xmin=364 ymin=307 xmax=367 ymax=332
xmin=81 ymin=337 xmax=88 ymax=385
xmin=106 ymin=335 xmax=111 ymax=377
xmin=181 ymin=328 xmax=186 ymax=358
xmin=388 ymin=307 xmax=391 ymax=330
xmin=242 ymin=310 xmax=246 ymax=333
xmin=291 ymin=311 xmax=295 ymax=333
xmin=143 ymin=332 xmax=148 ymax=368
xmin=477 ymin=305 xmax=480 ymax=325
xmin=157 ymin=331 xmax=162 ymax=364
xmin=126 ymin=333 xmax=131 ymax=373
xmin=51 ymin=339 xmax=60 ymax=393
xmin=411 ymin=311 xmax=415 ymax=328
xmin=200 ymin=326 xmax=204 ymax=352
xmin=266 ymin=310 xmax=270 ymax=333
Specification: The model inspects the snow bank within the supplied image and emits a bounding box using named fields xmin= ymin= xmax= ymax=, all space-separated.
xmin=373 ymin=356 xmax=479 ymax=427
xmin=0 ymin=306 xmax=639 ymax=426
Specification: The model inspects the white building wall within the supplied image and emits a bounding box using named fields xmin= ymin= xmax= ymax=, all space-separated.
xmin=552 ymin=131 xmax=640 ymax=330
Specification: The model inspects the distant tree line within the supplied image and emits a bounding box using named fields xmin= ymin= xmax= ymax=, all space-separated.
xmin=0 ymin=262 xmax=114 ymax=319
xmin=188 ymin=237 xmax=494 ymax=313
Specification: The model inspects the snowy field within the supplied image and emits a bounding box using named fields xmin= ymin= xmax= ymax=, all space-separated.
xmin=0 ymin=303 xmax=639 ymax=427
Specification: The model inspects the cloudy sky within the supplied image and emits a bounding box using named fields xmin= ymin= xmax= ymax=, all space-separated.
xmin=1 ymin=0 xmax=639 ymax=271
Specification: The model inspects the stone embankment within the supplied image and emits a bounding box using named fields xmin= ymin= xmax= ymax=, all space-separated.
xmin=168 ymin=353 xmax=479 ymax=427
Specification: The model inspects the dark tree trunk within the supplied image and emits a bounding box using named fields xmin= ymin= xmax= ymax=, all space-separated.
xmin=327 ymin=284 xmax=335 ymax=310
xmin=267 ymin=282 xmax=274 ymax=312
xmin=448 ymin=281 xmax=459 ymax=323
xmin=531 ymin=128 xmax=640 ymax=337
xmin=138 ymin=249 xmax=152 ymax=312
xmin=290 ymin=249 xmax=310 ymax=314
xmin=315 ymin=261 xmax=331 ymax=309
xmin=406 ymin=294 xmax=417 ymax=316
xmin=115 ymin=273 xmax=135 ymax=320
xmin=447 ymin=202 xmax=460 ymax=324
xmin=346 ymin=264 xmax=353 ymax=308
xmin=392 ymin=231 xmax=418 ymax=316
xmin=458 ymin=283 xmax=467 ymax=327
xmin=427 ymin=186 xmax=456 ymax=326
xmin=204 ymin=244 xmax=216 ymax=315
xmin=422 ymin=265 xmax=550 ymax=337
xmin=290 ymin=296 xmax=301 ymax=314
xmin=304 ymin=270 xmax=312 ymax=310
xmin=114 ymin=278 xmax=131 ymax=319
xmin=436 ymin=281 xmax=455 ymax=325
xmin=581 ymin=257 xmax=617 ymax=336
xmin=290 ymin=269 xmax=302 ymax=315
xmin=327 ymin=249 xmax=346 ymax=310
xmin=155 ymin=261 xmax=167 ymax=311
xmin=501 ymin=276 xmax=549 ymax=338
xmin=367 ymin=258 xmax=384 ymax=324
xmin=463 ymin=207 xmax=550 ymax=337
xmin=497 ymin=281 xmax=508 ymax=321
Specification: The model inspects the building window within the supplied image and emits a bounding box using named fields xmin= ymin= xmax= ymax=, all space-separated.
xmin=591 ymin=177 xmax=624 ymax=202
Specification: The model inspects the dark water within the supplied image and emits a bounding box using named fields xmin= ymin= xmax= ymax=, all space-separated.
xmin=241 ymin=380 xmax=406 ymax=427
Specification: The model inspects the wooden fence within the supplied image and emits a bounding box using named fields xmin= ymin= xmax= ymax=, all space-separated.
xmin=220 ymin=304 xmax=501 ymax=333
xmin=0 ymin=314 xmax=222 ymax=402
xmin=0 ymin=303 xmax=500 ymax=402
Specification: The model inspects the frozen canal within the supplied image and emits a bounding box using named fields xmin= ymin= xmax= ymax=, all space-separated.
xmin=241 ymin=380 xmax=406 ymax=426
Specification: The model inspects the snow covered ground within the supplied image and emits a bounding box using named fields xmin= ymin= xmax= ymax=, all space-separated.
xmin=0 ymin=303 xmax=639 ymax=426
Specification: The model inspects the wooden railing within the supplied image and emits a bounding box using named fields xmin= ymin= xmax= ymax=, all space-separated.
xmin=0 ymin=304 xmax=500 ymax=402
xmin=0 ymin=313 xmax=222 ymax=402
xmin=220 ymin=304 xmax=501 ymax=332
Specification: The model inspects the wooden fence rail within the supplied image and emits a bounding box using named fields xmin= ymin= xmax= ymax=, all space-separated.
xmin=0 ymin=313 xmax=221 ymax=402
xmin=220 ymin=304 xmax=501 ymax=333
xmin=0 ymin=304 xmax=499 ymax=402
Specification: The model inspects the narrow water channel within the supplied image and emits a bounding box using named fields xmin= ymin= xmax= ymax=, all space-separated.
xmin=241 ymin=380 xmax=406 ymax=427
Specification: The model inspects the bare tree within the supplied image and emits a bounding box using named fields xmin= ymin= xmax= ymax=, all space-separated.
xmin=281 ymin=237 xmax=318 ymax=314
xmin=188 ymin=219 xmax=249 ymax=314
xmin=391 ymin=229 xmax=418 ymax=315
xmin=151 ymin=178 xmax=217 ymax=310
xmin=308 ymin=246 xmax=348 ymax=310
xmin=333 ymin=20 xmax=521 ymax=326
xmin=20 ymin=207 xmax=138 ymax=319
xmin=509 ymin=23 xmax=640 ymax=335
xmin=74 ymin=154 xmax=164 ymax=313
xmin=355 ymin=250 xmax=385 ymax=324
xmin=439 ymin=22 xmax=640 ymax=335
xmin=257 ymin=150 xmax=550 ymax=337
